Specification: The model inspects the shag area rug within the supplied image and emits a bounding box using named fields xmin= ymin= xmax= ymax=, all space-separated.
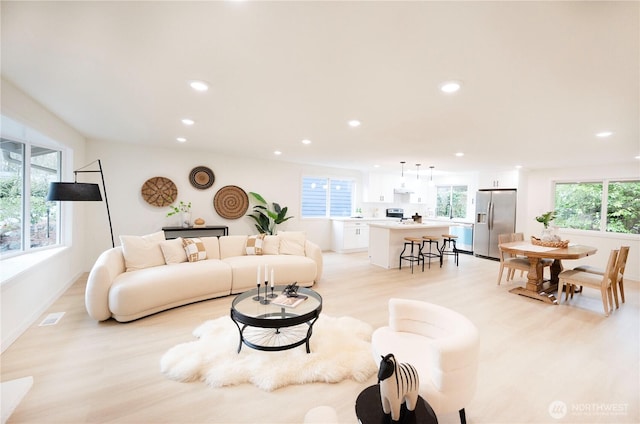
xmin=160 ymin=315 xmax=377 ymax=391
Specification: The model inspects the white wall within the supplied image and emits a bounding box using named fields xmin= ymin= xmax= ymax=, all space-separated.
xmin=521 ymin=164 xmax=640 ymax=281
xmin=84 ymin=139 xmax=363 ymax=267
xmin=1 ymin=79 xmax=89 ymax=352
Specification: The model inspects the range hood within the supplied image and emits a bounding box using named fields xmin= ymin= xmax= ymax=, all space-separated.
xmin=393 ymin=187 xmax=414 ymax=194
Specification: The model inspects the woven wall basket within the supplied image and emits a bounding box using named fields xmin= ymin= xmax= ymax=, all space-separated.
xmin=141 ymin=177 xmax=177 ymax=207
xmin=214 ymin=185 xmax=249 ymax=219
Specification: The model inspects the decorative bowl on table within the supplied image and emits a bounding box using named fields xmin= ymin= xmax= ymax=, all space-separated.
xmin=531 ymin=236 xmax=570 ymax=248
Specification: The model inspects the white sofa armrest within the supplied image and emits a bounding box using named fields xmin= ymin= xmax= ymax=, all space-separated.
xmin=305 ymin=240 xmax=323 ymax=281
xmin=86 ymin=247 xmax=126 ymax=321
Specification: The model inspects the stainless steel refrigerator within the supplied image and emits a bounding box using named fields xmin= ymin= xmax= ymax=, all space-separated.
xmin=473 ymin=189 xmax=517 ymax=259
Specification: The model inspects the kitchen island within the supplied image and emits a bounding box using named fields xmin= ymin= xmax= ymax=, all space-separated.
xmin=368 ymin=222 xmax=452 ymax=269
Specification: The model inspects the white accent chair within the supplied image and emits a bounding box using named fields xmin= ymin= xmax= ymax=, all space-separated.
xmin=371 ymin=299 xmax=480 ymax=424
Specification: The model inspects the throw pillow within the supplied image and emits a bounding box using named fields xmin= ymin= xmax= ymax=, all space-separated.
xmin=159 ymin=237 xmax=188 ymax=264
xmin=246 ymin=234 xmax=265 ymax=255
xmin=278 ymin=231 xmax=306 ymax=256
xmin=183 ymin=237 xmax=207 ymax=262
xmin=119 ymin=231 xmax=166 ymax=271
xmin=262 ymin=235 xmax=280 ymax=255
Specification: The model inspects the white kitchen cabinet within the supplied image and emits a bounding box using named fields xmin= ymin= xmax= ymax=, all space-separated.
xmin=409 ymin=182 xmax=428 ymax=204
xmin=364 ymin=173 xmax=395 ymax=203
xmin=332 ymin=220 xmax=370 ymax=253
xmin=479 ymin=170 xmax=519 ymax=189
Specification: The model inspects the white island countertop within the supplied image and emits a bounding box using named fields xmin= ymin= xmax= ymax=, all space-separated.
xmin=368 ymin=222 xmax=453 ymax=230
xmin=368 ymin=222 xmax=451 ymax=269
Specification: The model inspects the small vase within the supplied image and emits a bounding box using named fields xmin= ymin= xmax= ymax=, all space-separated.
xmin=541 ymin=227 xmax=555 ymax=242
xmin=181 ymin=212 xmax=191 ymax=228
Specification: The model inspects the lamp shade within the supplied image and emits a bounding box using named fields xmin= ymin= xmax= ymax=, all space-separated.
xmin=46 ymin=182 xmax=102 ymax=201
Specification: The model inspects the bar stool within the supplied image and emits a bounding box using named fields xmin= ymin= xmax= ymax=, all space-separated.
xmin=440 ymin=234 xmax=459 ymax=266
xmin=399 ymin=237 xmax=424 ymax=273
xmin=421 ymin=235 xmax=441 ymax=269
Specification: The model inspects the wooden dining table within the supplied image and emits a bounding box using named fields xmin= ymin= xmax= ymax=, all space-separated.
xmin=498 ymin=241 xmax=598 ymax=304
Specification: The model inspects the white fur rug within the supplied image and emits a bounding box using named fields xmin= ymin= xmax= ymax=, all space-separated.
xmin=160 ymin=315 xmax=377 ymax=391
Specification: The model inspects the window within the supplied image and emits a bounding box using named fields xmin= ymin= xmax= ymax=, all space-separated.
xmin=0 ymin=138 xmax=61 ymax=257
xmin=436 ymin=185 xmax=468 ymax=219
xmin=301 ymin=176 xmax=354 ymax=218
xmin=554 ymin=180 xmax=640 ymax=234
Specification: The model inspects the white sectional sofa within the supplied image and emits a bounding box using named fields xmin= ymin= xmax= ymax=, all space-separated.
xmin=85 ymin=232 xmax=323 ymax=322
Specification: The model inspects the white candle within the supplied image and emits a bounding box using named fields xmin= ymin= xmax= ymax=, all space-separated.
xmin=264 ymin=264 xmax=268 ymax=283
xmin=257 ymin=266 xmax=260 ymax=285
xmin=271 ymin=269 xmax=275 ymax=287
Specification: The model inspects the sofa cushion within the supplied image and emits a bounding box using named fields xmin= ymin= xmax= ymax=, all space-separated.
xmin=223 ymin=254 xmax=317 ymax=293
xmin=263 ymin=235 xmax=280 ymax=255
xmin=108 ymin=259 xmax=233 ymax=321
xmin=245 ymin=234 xmax=265 ymax=255
xmin=183 ymin=238 xmax=207 ymax=262
xmin=278 ymin=231 xmax=306 ymax=256
xmin=119 ymin=231 xmax=166 ymax=271
xmin=200 ymin=236 xmax=221 ymax=260
xmin=219 ymin=235 xmax=249 ymax=259
xmin=159 ymin=237 xmax=188 ymax=264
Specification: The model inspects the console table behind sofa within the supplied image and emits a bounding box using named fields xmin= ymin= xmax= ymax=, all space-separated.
xmin=162 ymin=226 xmax=229 ymax=239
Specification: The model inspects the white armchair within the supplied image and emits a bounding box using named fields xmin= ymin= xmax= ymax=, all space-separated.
xmin=371 ymin=298 xmax=480 ymax=424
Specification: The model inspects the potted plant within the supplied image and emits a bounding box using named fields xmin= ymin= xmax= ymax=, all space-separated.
xmin=247 ymin=192 xmax=293 ymax=235
xmin=535 ymin=210 xmax=557 ymax=228
xmin=535 ymin=210 xmax=557 ymax=241
xmin=167 ymin=200 xmax=192 ymax=228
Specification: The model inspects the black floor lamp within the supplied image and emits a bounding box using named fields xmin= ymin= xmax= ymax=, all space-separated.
xmin=46 ymin=159 xmax=115 ymax=248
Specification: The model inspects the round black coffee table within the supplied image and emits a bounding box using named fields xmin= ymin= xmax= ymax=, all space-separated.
xmin=355 ymin=384 xmax=438 ymax=424
xmin=230 ymin=285 xmax=322 ymax=353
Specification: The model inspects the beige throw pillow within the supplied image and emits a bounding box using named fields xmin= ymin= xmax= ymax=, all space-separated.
xmin=119 ymin=231 xmax=166 ymax=271
xmin=278 ymin=231 xmax=306 ymax=256
xmin=246 ymin=234 xmax=265 ymax=255
xmin=159 ymin=237 xmax=188 ymax=264
xmin=183 ymin=238 xmax=207 ymax=262
xmin=262 ymin=235 xmax=280 ymax=255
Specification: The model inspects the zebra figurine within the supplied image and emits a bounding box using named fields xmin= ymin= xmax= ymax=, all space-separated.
xmin=378 ymin=353 xmax=420 ymax=421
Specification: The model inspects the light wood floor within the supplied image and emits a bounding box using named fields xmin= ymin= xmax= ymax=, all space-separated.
xmin=2 ymin=252 xmax=639 ymax=424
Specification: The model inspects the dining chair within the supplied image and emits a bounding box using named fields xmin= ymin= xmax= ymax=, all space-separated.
xmin=557 ymin=249 xmax=618 ymax=316
xmin=573 ymin=246 xmax=630 ymax=308
xmin=497 ymin=233 xmax=551 ymax=285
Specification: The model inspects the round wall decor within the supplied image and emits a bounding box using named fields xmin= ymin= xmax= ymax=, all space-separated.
xmin=189 ymin=166 xmax=215 ymax=190
xmin=141 ymin=177 xmax=178 ymax=207
xmin=214 ymin=185 xmax=249 ymax=220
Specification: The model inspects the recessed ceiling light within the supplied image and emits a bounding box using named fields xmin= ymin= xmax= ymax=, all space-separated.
xmin=181 ymin=118 xmax=195 ymax=126
xmin=301 ymin=139 xmax=312 ymax=145
xmin=274 ymin=150 xmax=282 ymax=155
xmin=373 ymin=164 xmax=381 ymax=168
xmin=176 ymin=137 xmax=187 ymax=143
xmin=635 ymin=155 xmax=640 ymax=160
xmin=596 ymin=131 xmax=613 ymax=138
xmin=189 ymin=80 xmax=209 ymax=92
xmin=455 ymin=152 xmax=464 ymax=157
xmin=439 ymin=81 xmax=462 ymax=94
xmin=348 ymin=120 xmax=361 ymax=127
xmin=515 ymin=165 xmax=522 ymax=169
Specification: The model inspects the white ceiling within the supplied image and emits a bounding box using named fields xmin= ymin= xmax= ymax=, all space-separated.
xmin=1 ymin=1 xmax=638 ymax=175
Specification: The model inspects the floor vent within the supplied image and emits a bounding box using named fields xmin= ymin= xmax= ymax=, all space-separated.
xmin=39 ymin=312 xmax=65 ymax=326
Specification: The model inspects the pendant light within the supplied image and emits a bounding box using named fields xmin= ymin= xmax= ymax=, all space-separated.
xmin=416 ymin=164 xmax=421 ymax=179
xmin=400 ymin=161 xmax=406 ymax=177
xmin=428 ymin=165 xmax=435 ymax=187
